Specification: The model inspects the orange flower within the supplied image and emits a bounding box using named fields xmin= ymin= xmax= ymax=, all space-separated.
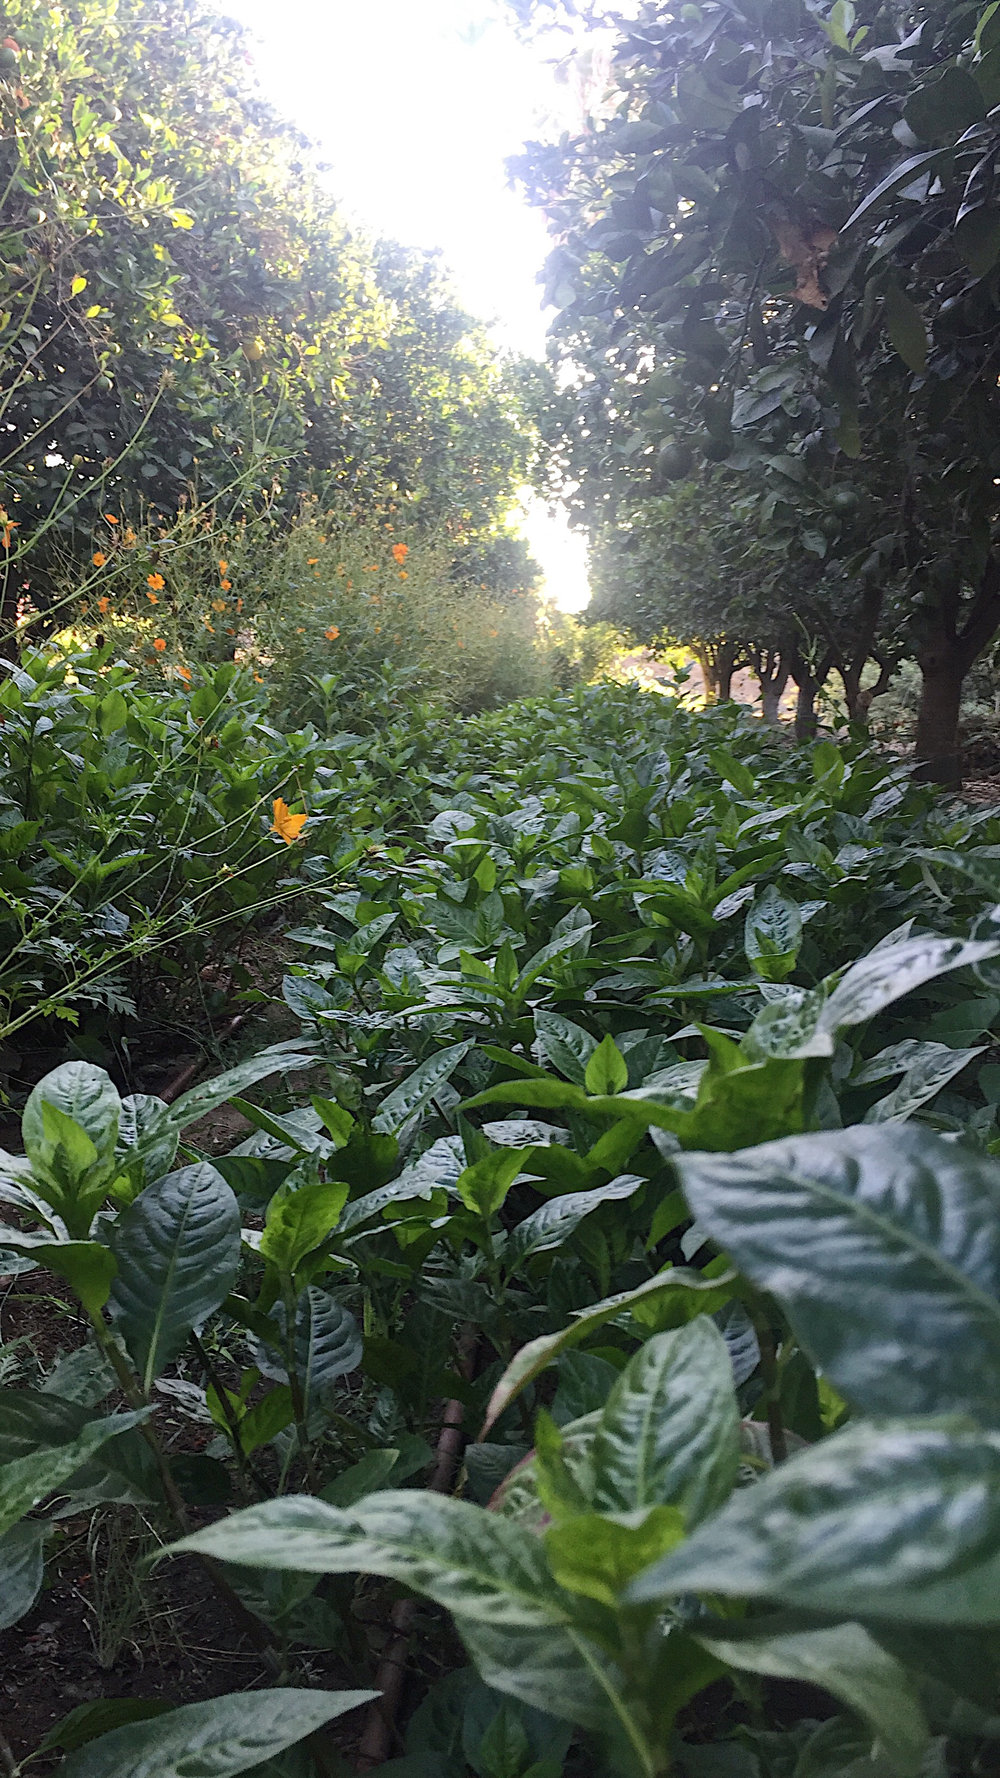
xmin=236 ymin=597 xmax=243 ymax=612
xmin=392 ymin=542 xmax=408 ymax=564
xmin=97 ymin=596 xmax=110 ymax=615
xmin=271 ymin=797 xmax=308 ymax=844
xmin=147 ymin=591 xmax=159 ymax=604
xmin=204 ymin=621 xmax=215 ymax=633
xmin=153 ymin=637 xmax=166 ymax=651
xmin=147 ymin=572 xmax=165 ymax=591
xmin=253 ymin=672 xmax=264 ymax=683
xmin=176 ymin=664 xmax=192 ymax=682
xmin=220 ymin=578 xmax=231 ymax=591
xmin=92 ymin=551 xmax=106 ymax=567
xmin=307 ymin=557 xmax=319 ymax=566
xmin=218 ymin=559 xmax=228 ymax=574
xmin=212 ymin=598 xmax=226 ymax=613
xmin=0 ymin=512 xmax=19 ymax=550
xmin=123 ymin=527 xmax=137 ymax=547
xmin=104 ymin=514 xmax=119 ymax=525
xmin=324 ymin=626 xmax=339 ymax=640
xmin=366 ymin=563 xmax=378 ymax=572
xmin=398 ymin=569 xmax=408 ymax=580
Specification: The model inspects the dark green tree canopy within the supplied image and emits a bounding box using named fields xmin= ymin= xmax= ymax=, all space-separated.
xmin=0 ymin=0 xmax=535 ymax=557
xmin=512 ymin=0 xmax=1000 ymax=777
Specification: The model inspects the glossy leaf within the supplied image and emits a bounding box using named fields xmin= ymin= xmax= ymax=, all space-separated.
xmin=627 ymin=1420 xmax=1000 ymax=1624
xmin=58 ymin=1687 xmax=376 ymax=1778
xmin=373 ymin=1041 xmax=474 ymax=1135
xmin=0 ymin=1408 xmax=148 ymax=1537
xmin=109 ymin=1163 xmax=241 ymax=1391
xmin=591 ymin=1320 xmax=739 ymax=1523
xmin=0 ymin=1519 xmax=48 ymax=1629
xmin=675 ymin=1125 xmax=1000 ymax=1423
xmin=695 ymin=1620 xmax=927 ymax=1776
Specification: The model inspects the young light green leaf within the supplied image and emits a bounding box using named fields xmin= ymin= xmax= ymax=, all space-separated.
xmin=259 ymin=1171 xmax=350 ymax=1277
xmin=22 ymin=1063 xmax=122 ymax=1165
xmin=592 ymin=1320 xmax=739 ymax=1523
xmin=675 ymin=1125 xmax=1000 ymax=1424
xmin=458 ymin=1147 xmax=527 ymax=1219
xmin=584 ymin=1034 xmax=628 ymax=1096
xmin=109 ymin=1163 xmax=241 ymax=1392
xmin=58 ymin=1687 xmax=376 ymax=1778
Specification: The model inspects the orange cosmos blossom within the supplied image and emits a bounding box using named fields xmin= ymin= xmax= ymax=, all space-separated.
xmin=218 ymin=559 xmax=228 ymax=574
xmin=92 ymin=551 xmax=106 ymax=567
xmin=97 ymin=596 xmax=110 ymax=614
xmin=147 ymin=591 xmax=159 ymax=604
xmin=324 ymin=626 xmax=339 ymax=640
xmin=391 ymin=542 xmax=408 ymax=565
xmin=104 ymin=514 xmax=119 ymax=525
xmin=271 ymin=797 xmax=308 ymax=844
xmin=307 ymin=557 xmax=319 ymax=566
xmin=176 ymin=664 xmax=192 ymax=683
xmin=220 ymin=578 xmax=232 ymax=592
xmin=147 ymin=572 xmax=165 ymax=591
xmin=212 ymin=598 xmax=226 ymax=613
xmin=153 ymin=637 xmax=166 ymax=651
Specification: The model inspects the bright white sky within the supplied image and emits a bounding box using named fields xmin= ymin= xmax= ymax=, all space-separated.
xmin=226 ymin=0 xmax=591 ymax=611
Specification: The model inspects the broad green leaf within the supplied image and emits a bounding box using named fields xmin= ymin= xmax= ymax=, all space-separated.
xmin=883 ymin=283 xmax=927 ymax=374
xmin=0 ymin=1519 xmax=48 ymax=1629
xmin=507 ymin=1174 xmax=645 ymax=1265
xmin=292 ymin=1287 xmax=362 ymax=1413
xmin=482 ymin=1267 xmax=735 ymax=1435
xmin=584 ymin=1035 xmax=628 ymax=1096
xmin=109 ymin=1163 xmax=241 ymax=1392
xmin=0 ymin=1408 xmax=148 ymax=1537
xmin=627 ymin=1420 xmax=1000 ymax=1624
xmin=116 ymin=1094 xmax=179 ymax=1191
xmin=58 ymin=1687 xmax=376 ymax=1778
xmin=695 ymin=1620 xmax=927 ymax=1777
xmin=534 ymin=1009 xmax=597 ymax=1085
xmin=374 ymin=1041 xmax=474 ymax=1135
xmin=321 ymin=1447 xmax=403 ymax=1506
xmin=744 ymin=886 xmax=802 ymax=983
xmin=592 ymin=1321 xmax=739 ymax=1523
xmin=168 ymin=1492 xmax=619 ymax=1730
xmin=862 ymin=1042 xmax=984 ymax=1122
xmin=167 ymin=1045 xmax=319 ymax=1130
xmin=903 ymin=67 xmax=986 ymax=142
xmin=259 ymin=1171 xmax=349 ymax=1277
xmin=675 ymin=1125 xmax=1000 ymax=1424
xmin=37 ymin=1699 xmax=172 ymax=1756
xmin=818 ymin=935 xmax=1000 ymax=1042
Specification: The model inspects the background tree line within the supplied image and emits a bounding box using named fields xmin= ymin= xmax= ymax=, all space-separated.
xmin=511 ymin=0 xmax=1000 ymax=781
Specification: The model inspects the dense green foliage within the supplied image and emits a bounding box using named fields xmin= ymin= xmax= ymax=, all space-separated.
xmin=5 ymin=684 xmax=1000 ymax=1775
xmin=0 ymin=0 xmax=537 ymax=624
xmin=513 ymin=0 xmax=1000 ymax=777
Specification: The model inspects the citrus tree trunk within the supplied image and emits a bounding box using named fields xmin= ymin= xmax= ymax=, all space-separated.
xmin=914 ymin=562 xmax=1000 ymax=786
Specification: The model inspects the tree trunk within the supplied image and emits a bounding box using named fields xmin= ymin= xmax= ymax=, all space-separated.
xmin=793 ymin=678 xmax=817 ymax=741
xmin=914 ymin=642 xmax=966 ymax=786
xmin=914 ymin=560 xmax=1000 ymax=786
xmin=692 ymin=645 xmax=719 ymax=704
xmin=755 ymin=648 xmax=790 ymax=724
xmin=716 ymin=639 xmax=738 ymax=702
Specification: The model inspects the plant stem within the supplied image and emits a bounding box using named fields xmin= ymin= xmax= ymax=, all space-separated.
xmin=188 ymin=1330 xmax=269 ymax=1499
xmin=750 ymin=1306 xmax=788 ymax=1465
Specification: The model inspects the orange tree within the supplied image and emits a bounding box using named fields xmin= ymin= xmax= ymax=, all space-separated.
xmin=512 ymin=0 xmax=1000 ymax=781
xmin=0 ymin=0 xmax=536 ymax=623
